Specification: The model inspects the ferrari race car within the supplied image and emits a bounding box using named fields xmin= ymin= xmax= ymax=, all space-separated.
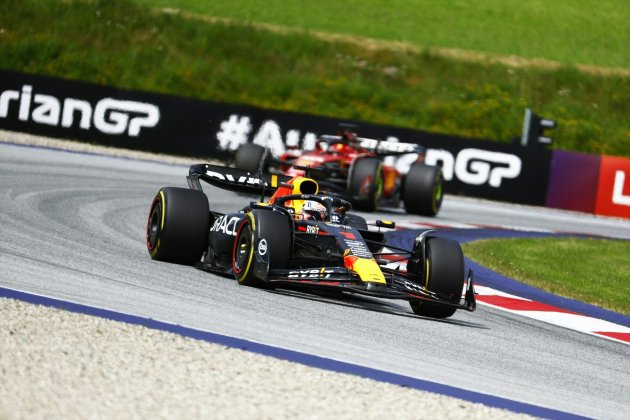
xmin=234 ymin=130 xmax=444 ymax=216
xmin=146 ymin=164 xmax=475 ymax=319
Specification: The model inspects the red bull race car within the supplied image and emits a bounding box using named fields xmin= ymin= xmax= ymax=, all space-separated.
xmin=234 ymin=130 xmax=444 ymax=216
xmin=146 ymin=164 xmax=475 ymax=319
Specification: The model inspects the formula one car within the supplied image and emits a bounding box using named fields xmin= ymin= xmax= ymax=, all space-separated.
xmin=234 ymin=130 xmax=443 ymax=216
xmin=146 ymin=164 xmax=475 ymax=319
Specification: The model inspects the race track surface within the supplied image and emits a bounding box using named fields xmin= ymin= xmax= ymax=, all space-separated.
xmin=1 ymin=141 xmax=629 ymax=419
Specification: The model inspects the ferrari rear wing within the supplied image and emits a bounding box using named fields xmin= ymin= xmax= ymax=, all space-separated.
xmin=187 ymin=164 xmax=293 ymax=195
xmin=319 ymin=134 xmax=426 ymax=156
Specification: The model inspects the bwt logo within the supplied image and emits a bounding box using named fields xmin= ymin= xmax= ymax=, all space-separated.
xmin=0 ymin=85 xmax=160 ymax=136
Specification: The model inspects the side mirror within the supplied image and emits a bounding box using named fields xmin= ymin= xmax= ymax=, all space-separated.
xmin=376 ymin=220 xmax=396 ymax=229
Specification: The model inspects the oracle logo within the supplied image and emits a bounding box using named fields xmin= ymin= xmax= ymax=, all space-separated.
xmin=0 ymin=85 xmax=160 ymax=136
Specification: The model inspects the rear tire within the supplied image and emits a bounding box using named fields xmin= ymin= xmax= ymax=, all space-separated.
xmin=409 ymin=237 xmax=464 ymax=319
xmin=348 ymin=158 xmax=383 ymax=212
xmin=233 ymin=210 xmax=291 ymax=287
xmin=403 ymin=163 xmax=443 ymax=216
xmin=146 ymin=187 xmax=210 ymax=264
xmin=235 ymin=143 xmax=269 ymax=173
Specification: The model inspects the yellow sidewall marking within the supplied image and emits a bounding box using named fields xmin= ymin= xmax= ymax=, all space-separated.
xmin=425 ymin=257 xmax=430 ymax=288
xmin=159 ymin=191 xmax=166 ymax=230
xmin=238 ymin=213 xmax=256 ymax=282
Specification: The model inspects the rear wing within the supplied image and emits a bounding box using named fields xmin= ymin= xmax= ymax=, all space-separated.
xmin=187 ymin=164 xmax=292 ymax=195
xmin=319 ymin=134 xmax=425 ymax=156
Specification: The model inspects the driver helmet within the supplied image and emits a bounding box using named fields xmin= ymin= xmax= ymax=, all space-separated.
xmin=331 ymin=131 xmax=358 ymax=153
xmin=299 ymin=200 xmax=327 ymax=221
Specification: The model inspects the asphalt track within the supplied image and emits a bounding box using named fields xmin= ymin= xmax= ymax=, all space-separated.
xmin=1 ymin=141 xmax=629 ymax=419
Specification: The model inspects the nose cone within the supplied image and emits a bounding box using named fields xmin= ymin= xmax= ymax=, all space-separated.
xmin=344 ymin=255 xmax=386 ymax=284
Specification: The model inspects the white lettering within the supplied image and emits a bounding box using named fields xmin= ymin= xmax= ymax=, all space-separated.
xmin=302 ymin=132 xmax=318 ymax=151
xmin=94 ymin=98 xmax=159 ymax=136
xmin=0 ymin=89 xmax=19 ymax=118
xmin=455 ymin=149 xmax=521 ymax=187
xmin=31 ymin=94 xmax=60 ymax=126
xmin=0 ymin=85 xmax=160 ymax=136
xmin=211 ymin=215 xmax=240 ymax=236
xmin=61 ymin=98 xmax=92 ymax=129
xmin=216 ymin=114 xmax=251 ymax=151
xmin=253 ymin=120 xmax=285 ymax=157
xmin=288 ymin=268 xmax=332 ymax=279
xmin=19 ymin=85 xmax=32 ymax=121
xmin=286 ymin=129 xmax=301 ymax=148
xmin=612 ymin=170 xmax=630 ymax=206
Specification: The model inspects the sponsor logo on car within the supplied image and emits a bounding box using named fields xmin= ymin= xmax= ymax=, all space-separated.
xmin=257 ymin=239 xmax=267 ymax=255
xmin=210 ymin=215 xmax=240 ymax=236
xmin=343 ymin=239 xmax=372 ymax=258
xmin=203 ymin=169 xmax=265 ymax=186
xmin=288 ymin=268 xmax=334 ymax=279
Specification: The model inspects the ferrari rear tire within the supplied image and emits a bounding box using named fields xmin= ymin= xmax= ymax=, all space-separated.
xmin=348 ymin=158 xmax=383 ymax=212
xmin=146 ymin=187 xmax=210 ymax=264
xmin=233 ymin=210 xmax=291 ymax=287
xmin=403 ymin=163 xmax=443 ymax=216
xmin=409 ymin=237 xmax=464 ymax=319
xmin=235 ymin=143 xmax=269 ymax=173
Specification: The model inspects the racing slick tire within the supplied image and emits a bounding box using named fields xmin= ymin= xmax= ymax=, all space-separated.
xmin=409 ymin=237 xmax=464 ymax=319
xmin=146 ymin=187 xmax=210 ymax=264
xmin=348 ymin=157 xmax=383 ymax=212
xmin=235 ymin=143 xmax=269 ymax=173
xmin=232 ymin=209 xmax=291 ymax=287
xmin=402 ymin=163 xmax=443 ymax=217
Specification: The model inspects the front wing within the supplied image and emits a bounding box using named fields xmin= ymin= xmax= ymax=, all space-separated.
xmin=266 ymin=266 xmax=476 ymax=312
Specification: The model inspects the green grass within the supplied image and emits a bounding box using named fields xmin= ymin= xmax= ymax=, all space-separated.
xmin=462 ymin=237 xmax=630 ymax=315
xmin=134 ymin=0 xmax=630 ymax=69
xmin=0 ymin=0 xmax=629 ymax=157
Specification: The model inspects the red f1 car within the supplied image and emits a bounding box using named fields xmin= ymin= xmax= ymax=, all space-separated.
xmin=146 ymin=163 xmax=475 ymax=319
xmin=234 ymin=130 xmax=444 ymax=216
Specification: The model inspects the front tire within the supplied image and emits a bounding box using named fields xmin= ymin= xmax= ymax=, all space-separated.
xmin=409 ymin=237 xmax=464 ymax=319
xmin=403 ymin=163 xmax=443 ymax=216
xmin=348 ymin=157 xmax=383 ymax=212
xmin=146 ymin=187 xmax=210 ymax=264
xmin=233 ymin=210 xmax=291 ymax=287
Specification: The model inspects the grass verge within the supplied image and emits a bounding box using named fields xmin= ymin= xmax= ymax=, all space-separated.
xmin=0 ymin=0 xmax=628 ymax=156
xmin=462 ymin=237 xmax=630 ymax=316
xmin=133 ymin=0 xmax=630 ymax=69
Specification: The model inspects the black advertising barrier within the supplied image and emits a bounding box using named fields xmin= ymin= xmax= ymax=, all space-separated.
xmin=0 ymin=70 xmax=551 ymax=205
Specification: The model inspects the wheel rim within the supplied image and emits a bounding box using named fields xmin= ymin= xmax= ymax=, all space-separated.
xmin=433 ymin=174 xmax=444 ymax=212
xmin=434 ymin=182 xmax=443 ymax=204
xmin=233 ymin=223 xmax=253 ymax=275
xmin=146 ymin=199 xmax=161 ymax=250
